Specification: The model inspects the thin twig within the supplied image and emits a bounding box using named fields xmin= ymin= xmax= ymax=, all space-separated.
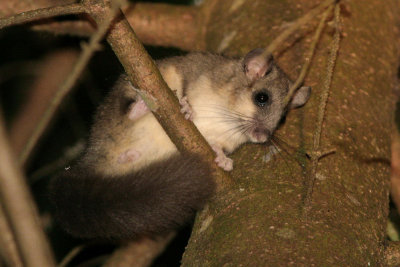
xmin=0 ymin=112 xmax=55 ymax=267
xmin=312 ymin=3 xmax=341 ymax=152
xmin=29 ymin=141 xmax=85 ymax=185
xmin=0 ymin=3 xmax=86 ymax=30
xmin=87 ymin=0 xmax=231 ymax=188
xmin=0 ymin=203 xmax=23 ymax=267
xmin=75 ymin=255 xmax=109 ymax=267
xmin=1 ymin=2 xmax=203 ymax=51
xmin=264 ymin=0 xmax=337 ymax=56
xmin=284 ymin=4 xmax=334 ymax=106
xmin=19 ymin=1 xmax=123 ymax=165
xmin=9 ymin=50 xmax=80 ymax=157
xmin=103 ymin=234 xmax=175 ymax=267
xmin=58 ymin=245 xmax=86 ymax=267
xmin=303 ymin=3 xmax=341 ymax=212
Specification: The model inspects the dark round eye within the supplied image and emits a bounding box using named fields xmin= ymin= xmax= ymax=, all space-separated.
xmin=254 ymin=92 xmax=270 ymax=107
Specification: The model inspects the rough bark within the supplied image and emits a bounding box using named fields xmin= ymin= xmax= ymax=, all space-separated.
xmin=1 ymin=0 xmax=399 ymax=266
xmin=181 ymin=0 xmax=399 ymax=266
xmin=386 ymin=241 xmax=400 ymax=267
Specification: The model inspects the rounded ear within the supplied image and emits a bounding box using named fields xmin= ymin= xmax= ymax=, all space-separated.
xmin=242 ymin=48 xmax=273 ymax=83
xmin=289 ymin=86 xmax=311 ymax=109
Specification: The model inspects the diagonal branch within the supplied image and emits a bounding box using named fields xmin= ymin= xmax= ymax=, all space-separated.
xmin=103 ymin=234 xmax=175 ymax=267
xmin=0 ymin=203 xmax=23 ymax=267
xmin=9 ymin=50 xmax=80 ymax=157
xmin=18 ymin=1 xmax=121 ymax=165
xmin=0 ymin=112 xmax=55 ymax=267
xmin=85 ymin=0 xmax=230 ymax=188
xmin=0 ymin=3 xmax=86 ymax=30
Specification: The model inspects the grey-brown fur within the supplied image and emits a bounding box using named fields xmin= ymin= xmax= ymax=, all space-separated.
xmin=50 ymin=154 xmax=214 ymax=239
xmin=50 ymin=48 xmax=311 ymax=240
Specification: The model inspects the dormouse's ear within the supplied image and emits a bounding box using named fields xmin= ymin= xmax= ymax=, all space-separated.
xmin=242 ymin=48 xmax=273 ymax=82
xmin=289 ymin=86 xmax=311 ymax=109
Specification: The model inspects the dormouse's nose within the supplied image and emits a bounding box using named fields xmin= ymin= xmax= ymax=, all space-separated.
xmin=252 ymin=127 xmax=271 ymax=143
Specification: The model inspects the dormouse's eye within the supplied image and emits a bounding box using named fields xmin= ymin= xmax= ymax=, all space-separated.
xmin=253 ymin=91 xmax=270 ymax=107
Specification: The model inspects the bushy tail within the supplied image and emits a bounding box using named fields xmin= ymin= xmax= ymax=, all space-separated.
xmin=49 ymin=154 xmax=214 ymax=240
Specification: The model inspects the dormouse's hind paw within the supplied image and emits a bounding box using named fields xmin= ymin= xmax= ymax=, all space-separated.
xmin=117 ymin=149 xmax=141 ymax=164
xmin=212 ymin=145 xmax=233 ymax=171
xmin=179 ymin=96 xmax=194 ymax=120
xmin=128 ymin=97 xmax=149 ymax=121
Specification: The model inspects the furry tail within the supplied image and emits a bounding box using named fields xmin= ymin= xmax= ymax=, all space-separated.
xmin=49 ymin=154 xmax=214 ymax=240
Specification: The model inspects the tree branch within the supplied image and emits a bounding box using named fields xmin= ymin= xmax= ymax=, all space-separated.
xmin=85 ymin=0 xmax=230 ymax=188
xmin=1 ymin=1 xmax=205 ymax=51
xmin=0 ymin=3 xmax=86 ymax=30
xmin=0 ymin=203 xmax=23 ymax=267
xmin=385 ymin=241 xmax=400 ymax=267
xmin=9 ymin=49 xmax=79 ymax=157
xmin=103 ymin=234 xmax=175 ymax=267
xmin=122 ymin=3 xmax=203 ymax=51
xmin=0 ymin=112 xmax=55 ymax=267
xmin=18 ymin=1 xmax=121 ymax=165
xmin=391 ymin=131 xmax=400 ymax=214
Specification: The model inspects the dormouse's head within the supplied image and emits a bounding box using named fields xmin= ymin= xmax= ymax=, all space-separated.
xmin=237 ymin=48 xmax=311 ymax=143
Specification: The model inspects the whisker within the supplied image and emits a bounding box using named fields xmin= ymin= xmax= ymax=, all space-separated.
xmin=271 ymin=137 xmax=294 ymax=158
xmin=194 ymin=115 xmax=247 ymax=123
xmin=271 ymin=134 xmax=297 ymax=150
xmin=194 ymin=104 xmax=278 ymax=127
xmin=189 ymin=104 xmax=287 ymax=148
xmin=272 ymin=135 xmax=309 ymax=159
xmin=194 ymin=105 xmax=254 ymax=120
xmin=271 ymin=136 xmax=310 ymax=167
xmin=269 ymin=140 xmax=292 ymax=171
xmin=218 ymin=122 xmax=252 ymax=141
xmin=194 ymin=111 xmax=247 ymax=122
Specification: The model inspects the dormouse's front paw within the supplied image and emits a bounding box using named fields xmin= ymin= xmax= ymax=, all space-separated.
xmin=211 ymin=144 xmax=233 ymax=171
xmin=215 ymin=155 xmax=233 ymax=171
xmin=179 ymin=96 xmax=194 ymax=120
xmin=128 ymin=97 xmax=149 ymax=121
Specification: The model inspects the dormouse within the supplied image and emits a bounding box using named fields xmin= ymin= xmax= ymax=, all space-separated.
xmin=50 ymin=48 xmax=311 ymax=239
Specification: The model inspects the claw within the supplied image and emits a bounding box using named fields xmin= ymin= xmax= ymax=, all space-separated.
xmin=212 ymin=144 xmax=233 ymax=171
xmin=179 ymin=96 xmax=194 ymax=121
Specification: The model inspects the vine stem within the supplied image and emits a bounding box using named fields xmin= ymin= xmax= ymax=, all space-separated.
xmin=264 ymin=0 xmax=337 ymax=56
xmin=303 ymin=3 xmax=341 ymax=212
xmin=284 ymin=3 xmax=334 ymax=106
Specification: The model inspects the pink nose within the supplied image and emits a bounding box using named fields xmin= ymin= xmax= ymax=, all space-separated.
xmin=252 ymin=127 xmax=270 ymax=142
